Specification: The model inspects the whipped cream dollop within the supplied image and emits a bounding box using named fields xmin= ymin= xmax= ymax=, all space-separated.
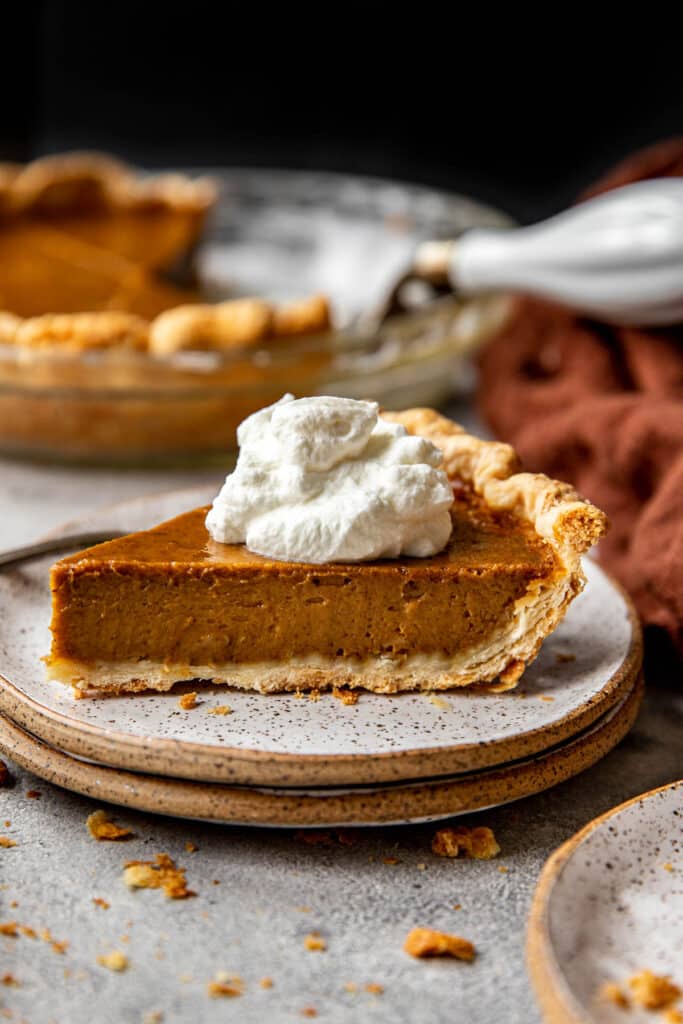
xmin=205 ymin=395 xmax=454 ymax=563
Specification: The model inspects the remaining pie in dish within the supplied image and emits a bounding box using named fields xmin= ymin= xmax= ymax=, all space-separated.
xmin=47 ymin=408 xmax=607 ymax=696
xmin=0 ymin=152 xmax=333 ymax=341
xmin=0 ymin=152 xmax=215 ymax=319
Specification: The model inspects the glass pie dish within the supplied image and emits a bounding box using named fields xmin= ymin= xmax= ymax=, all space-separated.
xmin=0 ymin=168 xmax=511 ymax=466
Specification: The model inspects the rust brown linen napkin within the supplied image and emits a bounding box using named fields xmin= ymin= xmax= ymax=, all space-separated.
xmin=478 ymin=140 xmax=683 ymax=661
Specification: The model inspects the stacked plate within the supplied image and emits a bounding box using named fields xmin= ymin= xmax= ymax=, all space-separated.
xmin=0 ymin=490 xmax=643 ymax=828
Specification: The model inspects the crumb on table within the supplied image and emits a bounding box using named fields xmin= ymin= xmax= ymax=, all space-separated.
xmin=97 ymin=950 xmax=129 ymax=972
xmin=404 ymin=927 xmax=476 ymax=961
xmin=207 ymin=972 xmax=244 ymax=997
xmin=304 ymin=931 xmax=327 ymax=952
xmin=86 ymin=809 xmax=134 ymax=841
xmin=123 ymin=853 xmax=194 ymax=899
xmin=431 ymin=826 xmax=500 ymax=860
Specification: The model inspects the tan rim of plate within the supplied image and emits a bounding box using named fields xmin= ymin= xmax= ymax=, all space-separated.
xmin=0 ymin=675 xmax=643 ymax=828
xmin=0 ymin=578 xmax=642 ymax=788
xmin=526 ymin=774 xmax=681 ymax=1024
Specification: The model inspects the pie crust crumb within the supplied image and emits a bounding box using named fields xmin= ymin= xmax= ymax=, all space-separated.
xmin=628 ymin=970 xmax=682 ymax=1010
xmin=178 ymin=692 xmax=198 ymax=710
xmin=599 ymin=981 xmax=629 ymax=1008
xmin=97 ymin=950 xmax=129 ymax=972
xmin=123 ymin=853 xmax=194 ymax=899
xmin=1 ymin=974 xmax=19 ymax=987
xmin=0 ymin=837 xmax=17 ymax=848
xmin=259 ymin=977 xmax=273 ymax=989
xmin=207 ymin=973 xmax=244 ymax=998
xmin=207 ymin=705 xmax=232 ymax=716
xmin=431 ymin=826 xmax=500 ymax=860
xmin=304 ymin=932 xmax=327 ymax=952
xmin=92 ymin=898 xmax=110 ymax=910
xmin=332 ymin=687 xmax=359 ymax=705
xmin=86 ymin=809 xmax=134 ymax=841
xmin=0 ymin=922 xmax=18 ymax=937
xmin=664 ymin=1010 xmax=683 ymax=1024
xmin=404 ymin=927 xmax=476 ymax=961
xmin=365 ymin=983 xmax=384 ymax=994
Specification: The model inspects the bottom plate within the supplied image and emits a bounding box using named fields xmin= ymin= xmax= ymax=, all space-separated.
xmin=528 ymin=776 xmax=683 ymax=1024
xmin=0 ymin=676 xmax=642 ymax=827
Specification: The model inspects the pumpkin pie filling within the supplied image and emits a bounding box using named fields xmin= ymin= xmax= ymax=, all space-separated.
xmin=47 ymin=408 xmax=606 ymax=696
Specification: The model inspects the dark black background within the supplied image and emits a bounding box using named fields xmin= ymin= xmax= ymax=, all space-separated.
xmin=4 ymin=5 xmax=683 ymax=223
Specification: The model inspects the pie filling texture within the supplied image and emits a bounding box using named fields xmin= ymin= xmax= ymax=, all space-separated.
xmin=47 ymin=409 xmax=608 ymax=695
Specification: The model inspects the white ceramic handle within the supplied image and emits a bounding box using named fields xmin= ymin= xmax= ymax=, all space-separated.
xmin=444 ymin=179 xmax=683 ymax=325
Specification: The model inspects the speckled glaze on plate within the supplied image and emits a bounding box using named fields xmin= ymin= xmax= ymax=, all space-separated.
xmin=0 ymin=676 xmax=642 ymax=826
xmin=528 ymin=779 xmax=683 ymax=1024
xmin=0 ymin=488 xmax=642 ymax=787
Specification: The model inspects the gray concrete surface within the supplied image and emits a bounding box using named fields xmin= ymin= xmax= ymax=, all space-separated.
xmin=1 ymin=424 xmax=682 ymax=1024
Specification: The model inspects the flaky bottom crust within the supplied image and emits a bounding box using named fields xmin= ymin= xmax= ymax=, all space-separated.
xmin=47 ymin=567 xmax=580 ymax=696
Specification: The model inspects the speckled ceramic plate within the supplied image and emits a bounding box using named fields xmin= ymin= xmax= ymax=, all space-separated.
xmin=0 ymin=489 xmax=642 ymax=788
xmin=528 ymin=779 xmax=683 ymax=1024
xmin=0 ymin=676 xmax=642 ymax=826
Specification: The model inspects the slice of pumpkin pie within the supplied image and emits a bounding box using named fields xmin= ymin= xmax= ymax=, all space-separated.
xmin=47 ymin=398 xmax=607 ymax=696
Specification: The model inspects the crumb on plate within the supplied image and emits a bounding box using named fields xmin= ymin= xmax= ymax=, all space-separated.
xmin=178 ymin=692 xmax=198 ymax=710
xmin=332 ymin=687 xmax=359 ymax=705
xmin=628 ymin=970 xmax=681 ymax=1010
xmin=598 ymin=981 xmax=629 ymax=1008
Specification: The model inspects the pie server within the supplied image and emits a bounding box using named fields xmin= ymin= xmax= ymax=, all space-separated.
xmin=381 ymin=178 xmax=683 ymax=327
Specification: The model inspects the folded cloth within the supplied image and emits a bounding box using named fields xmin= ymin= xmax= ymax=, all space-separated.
xmin=478 ymin=139 xmax=683 ymax=661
